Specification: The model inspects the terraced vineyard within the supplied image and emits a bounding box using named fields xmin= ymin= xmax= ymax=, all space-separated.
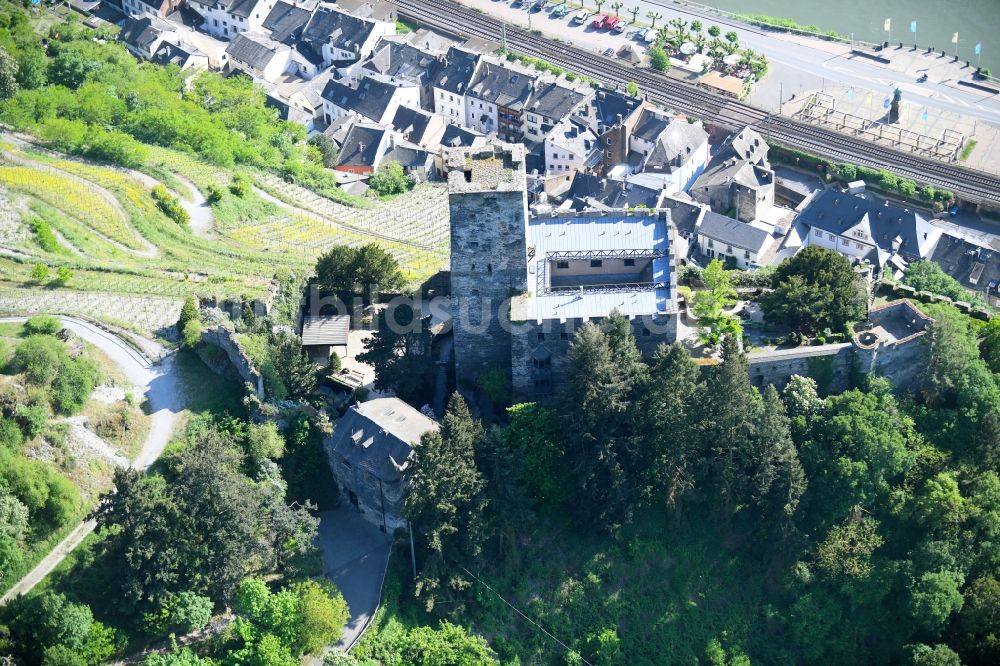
xmin=0 ymin=138 xmax=451 ymax=332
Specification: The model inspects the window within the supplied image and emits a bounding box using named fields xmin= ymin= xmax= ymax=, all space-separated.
xmin=590 ymin=259 xmax=603 ymax=268
xmin=556 ymin=260 xmax=569 ymax=269
xmin=726 ymin=246 xmax=733 ymax=254
xmin=537 ymin=332 xmax=545 ymax=341
xmin=560 ymin=332 xmax=569 ymax=340
xmin=707 ymin=239 xmax=714 ymax=248
xmin=856 ymin=242 xmax=864 ymax=250
xmin=642 ymin=328 xmax=651 ymax=337
xmin=624 ymin=258 xmax=635 ymax=267
xmin=744 ymin=250 xmax=750 ymax=259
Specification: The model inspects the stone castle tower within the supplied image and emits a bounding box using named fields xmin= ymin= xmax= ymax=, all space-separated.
xmin=445 ymin=144 xmax=529 ymax=388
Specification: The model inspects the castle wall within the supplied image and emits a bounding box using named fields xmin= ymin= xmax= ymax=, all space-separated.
xmin=511 ymin=313 xmax=678 ymax=401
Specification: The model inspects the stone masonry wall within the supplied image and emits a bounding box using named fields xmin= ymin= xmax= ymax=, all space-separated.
xmin=324 ymin=443 xmax=405 ymax=533
xmin=512 ymin=314 xmax=678 ymax=401
xmin=449 ymin=188 xmax=529 ymax=387
xmin=199 ymin=324 xmax=265 ymax=400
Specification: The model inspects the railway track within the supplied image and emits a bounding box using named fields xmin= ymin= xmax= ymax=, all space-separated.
xmin=394 ymin=0 xmax=1000 ymax=205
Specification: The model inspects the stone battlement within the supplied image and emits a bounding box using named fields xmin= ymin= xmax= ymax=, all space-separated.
xmin=445 ymin=143 xmax=526 ymax=193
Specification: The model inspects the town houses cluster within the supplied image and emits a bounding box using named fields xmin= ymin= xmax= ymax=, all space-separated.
xmin=115 ymin=0 xmax=998 ymax=305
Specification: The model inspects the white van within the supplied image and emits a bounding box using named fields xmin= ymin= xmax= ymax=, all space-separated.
xmin=573 ymin=10 xmax=590 ymax=24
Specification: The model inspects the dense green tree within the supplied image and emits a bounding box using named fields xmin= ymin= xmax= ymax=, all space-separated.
xmin=698 ymin=334 xmax=760 ymax=519
xmin=314 ymin=243 xmax=404 ymax=304
xmin=799 ymin=379 xmax=917 ymax=530
xmin=560 ymin=322 xmax=633 ymax=528
xmin=921 ymin=306 xmax=980 ymax=408
xmin=357 ymin=302 xmax=434 ymax=406
xmin=7 ymin=591 xmax=94 ymax=662
xmin=307 ymin=133 xmax=338 ymax=168
xmin=0 ymin=489 xmax=30 ymax=542
xmin=50 ymin=356 xmax=101 ymax=414
xmin=752 ymin=385 xmax=807 ymax=541
xmin=910 ymin=570 xmax=965 ymax=635
xmin=177 ymin=296 xmax=200 ymax=331
xmin=640 ymin=342 xmax=701 ymax=516
xmin=280 ymin=413 xmax=338 ymax=508
xmin=954 ymin=575 xmax=1000 ymax=664
xmin=760 ymin=246 xmax=865 ymax=335
xmin=142 ymin=591 xmax=214 ymax=636
xmin=268 ymin=331 xmax=316 ymax=400
xmin=397 ymin=622 xmax=497 ymax=665
xmin=144 ymin=648 xmax=213 ymax=666
xmin=692 ymin=259 xmax=741 ymax=346
xmin=291 ymin=579 xmax=349 ymax=656
xmin=815 ymin=515 xmax=884 ymax=579
xmin=404 ymin=393 xmax=488 ymax=615
xmin=982 ymin=317 xmax=1000 ymax=374
xmin=904 ymin=260 xmax=979 ymax=304
xmin=906 ymin=643 xmax=963 ymax=666
xmin=912 ymin=473 xmax=968 ymax=533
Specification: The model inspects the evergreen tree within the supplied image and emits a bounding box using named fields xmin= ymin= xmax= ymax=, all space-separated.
xmin=357 ymin=301 xmax=435 ymax=406
xmin=0 ymin=46 xmax=18 ymax=101
xmin=752 ymin=385 xmax=807 ymax=542
xmin=698 ymin=334 xmax=761 ymax=519
xmin=404 ymin=393 xmax=488 ymax=615
xmin=560 ymin=322 xmax=632 ymax=529
xmin=640 ymin=342 xmax=702 ymax=518
xmin=921 ymin=306 xmax=980 ymax=408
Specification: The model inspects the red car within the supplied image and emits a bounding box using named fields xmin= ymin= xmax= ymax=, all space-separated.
xmin=604 ymin=15 xmax=621 ymax=31
xmin=591 ymin=14 xmax=608 ymax=29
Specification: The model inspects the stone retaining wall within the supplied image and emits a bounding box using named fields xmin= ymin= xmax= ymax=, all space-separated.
xmin=199 ymin=324 xmax=265 ymax=400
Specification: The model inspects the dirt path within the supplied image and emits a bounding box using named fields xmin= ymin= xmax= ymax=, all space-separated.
xmin=0 ymin=315 xmax=184 ymax=605
xmin=129 ymin=169 xmax=215 ymax=239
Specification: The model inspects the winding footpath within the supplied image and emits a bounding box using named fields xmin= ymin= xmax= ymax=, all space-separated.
xmin=0 ymin=316 xmax=184 ymax=605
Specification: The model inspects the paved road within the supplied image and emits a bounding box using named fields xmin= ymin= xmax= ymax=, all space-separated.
xmin=0 ymin=316 xmax=184 ymax=605
xmin=314 ymin=506 xmax=393 ymax=653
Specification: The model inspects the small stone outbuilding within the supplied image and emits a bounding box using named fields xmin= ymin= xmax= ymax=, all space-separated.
xmin=324 ymin=398 xmax=438 ymax=532
xmin=301 ymin=314 xmax=350 ymax=367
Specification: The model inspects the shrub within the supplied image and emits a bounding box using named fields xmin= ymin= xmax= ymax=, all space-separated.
xmin=649 ymin=47 xmax=670 ymax=72
xmin=367 ymin=161 xmax=412 ymax=197
xmin=143 ymin=591 xmax=214 ymax=636
xmin=838 ymin=163 xmax=857 ymax=181
xmin=24 ymin=315 xmax=62 ymax=336
xmin=151 ymin=184 xmax=190 ymax=226
xmin=181 ymin=319 xmax=203 ymax=349
xmin=229 ymin=174 xmax=251 ymax=197
xmin=206 ymin=184 xmax=224 ymax=204
xmin=51 ymin=356 xmax=101 ymax=415
xmin=15 ymin=404 xmax=47 ymax=438
xmin=31 ymin=264 xmax=50 ymax=283
xmin=55 ymin=266 xmax=72 ymax=285
xmin=0 ymin=416 xmax=24 ymax=450
xmin=30 ymin=217 xmax=64 ymax=255
xmin=11 ymin=334 xmax=67 ymax=385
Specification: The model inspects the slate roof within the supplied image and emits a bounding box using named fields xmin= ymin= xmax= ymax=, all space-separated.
xmin=198 ymin=0 xmax=262 ymax=19
xmin=262 ymin=1 xmax=313 ymax=44
xmin=151 ymin=41 xmax=203 ymax=68
xmin=301 ymin=315 xmax=350 ymax=346
xmin=719 ymin=126 xmax=769 ymax=164
xmin=336 ymin=123 xmax=387 ymax=167
xmin=565 ymin=173 xmax=662 ymax=211
xmin=119 ymin=15 xmax=171 ymax=50
xmin=632 ymin=108 xmax=670 ymax=143
xmin=226 ymin=32 xmax=284 ymax=71
xmin=643 ymin=122 xmax=708 ymax=174
xmin=594 ymin=88 xmax=643 ymax=129
xmin=525 ymin=81 xmax=590 ymax=122
xmin=391 ymin=105 xmax=432 ymax=142
xmin=431 ymin=46 xmax=479 ymax=95
xmin=440 ymin=123 xmax=483 ymax=148
xmin=796 ymin=189 xmax=940 ymax=261
xmin=698 ymin=211 xmax=772 ymax=251
xmin=321 ymin=77 xmax=399 ymax=122
xmin=302 ymin=6 xmax=375 ymax=55
xmin=694 ymin=158 xmax=772 ymax=191
xmin=467 ymin=61 xmax=536 ymax=109
xmin=363 ymin=40 xmax=438 ymax=85
xmin=326 ymin=398 xmax=438 ymax=484
xmin=384 ymin=144 xmax=432 ymax=169
xmin=930 ymin=234 xmax=1000 ymax=298
xmin=662 ymin=195 xmax=705 ymax=238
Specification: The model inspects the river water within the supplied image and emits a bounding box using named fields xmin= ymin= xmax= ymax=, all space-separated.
xmin=700 ymin=0 xmax=999 ymax=72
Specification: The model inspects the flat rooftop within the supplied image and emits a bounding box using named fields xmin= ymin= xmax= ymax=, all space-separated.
xmin=515 ymin=210 xmax=674 ymax=322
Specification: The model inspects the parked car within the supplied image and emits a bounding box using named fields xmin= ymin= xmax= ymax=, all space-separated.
xmin=572 ymin=10 xmax=590 ymax=24
xmin=602 ymin=46 xmax=615 ymax=56
xmin=612 ymin=18 xmax=628 ymax=33
xmin=605 ymin=15 xmax=622 ymax=31
xmin=643 ymin=27 xmax=657 ymax=42
xmin=552 ymin=4 xmax=568 ymax=17
xmin=531 ymin=0 xmax=546 ymax=11
xmin=591 ymin=14 xmax=608 ymax=29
